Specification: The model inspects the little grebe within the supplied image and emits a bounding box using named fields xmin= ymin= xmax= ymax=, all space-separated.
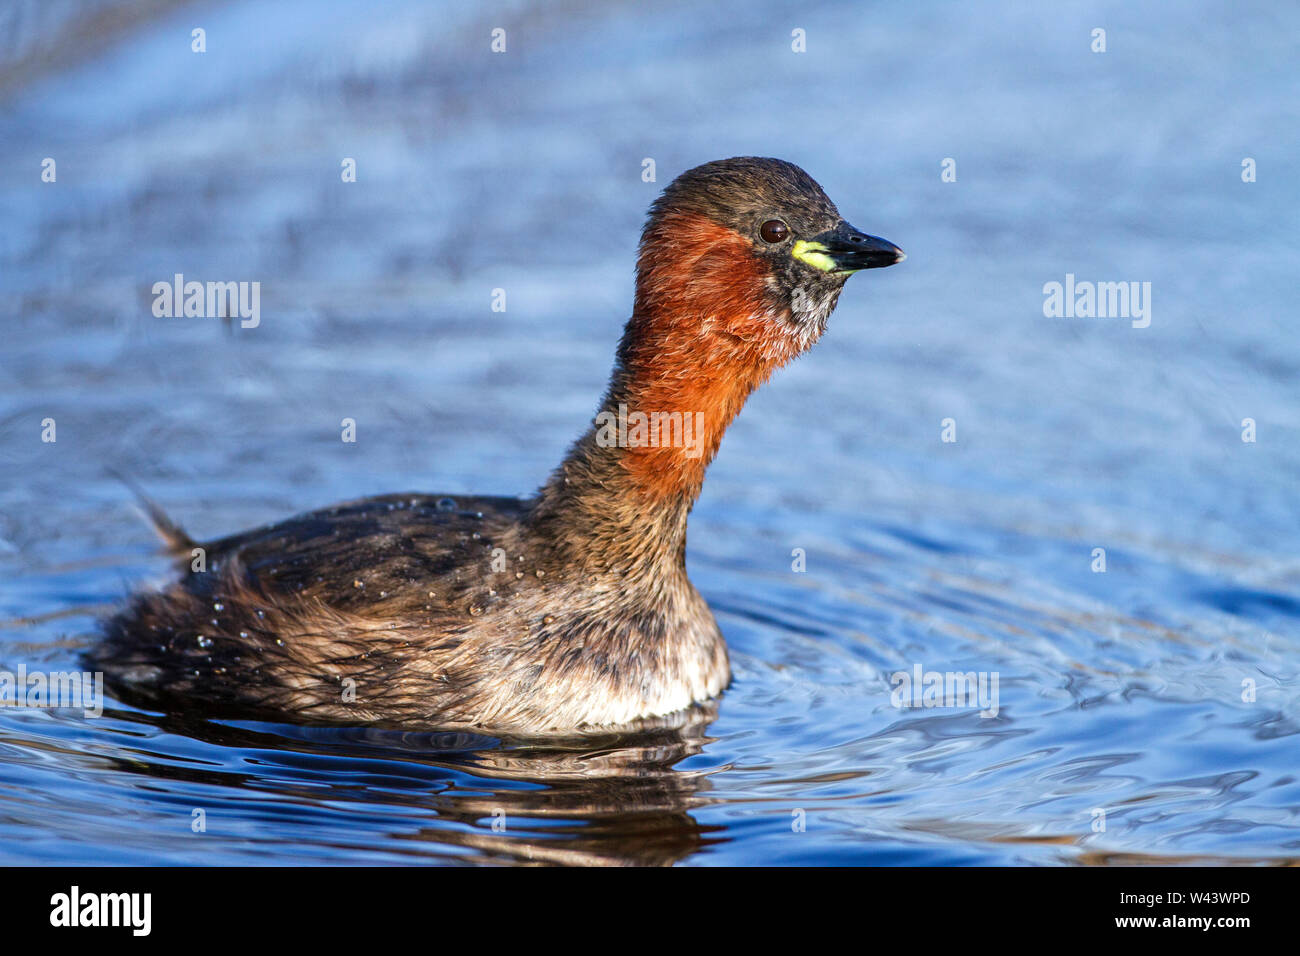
xmin=93 ymin=157 xmax=904 ymax=732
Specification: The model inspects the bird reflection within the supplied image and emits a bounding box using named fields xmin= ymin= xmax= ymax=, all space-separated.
xmin=97 ymin=700 xmax=728 ymax=866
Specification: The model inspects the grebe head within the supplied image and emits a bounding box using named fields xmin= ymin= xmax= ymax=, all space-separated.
xmin=635 ymin=156 xmax=904 ymax=352
xmin=557 ymin=156 xmax=906 ymax=511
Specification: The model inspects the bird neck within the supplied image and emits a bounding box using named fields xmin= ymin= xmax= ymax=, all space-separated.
xmin=530 ymin=213 xmax=799 ymax=574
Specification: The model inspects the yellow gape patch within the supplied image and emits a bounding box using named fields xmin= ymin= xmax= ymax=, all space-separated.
xmin=791 ymin=240 xmax=836 ymax=272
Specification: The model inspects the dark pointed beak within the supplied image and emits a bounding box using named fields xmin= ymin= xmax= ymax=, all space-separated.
xmin=794 ymin=222 xmax=905 ymax=274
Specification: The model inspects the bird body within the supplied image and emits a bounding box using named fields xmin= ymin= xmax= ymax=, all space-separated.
xmin=93 ymin=157 xmax=903 ymax=732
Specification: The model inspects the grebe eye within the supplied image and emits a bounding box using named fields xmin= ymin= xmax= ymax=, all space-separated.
xmin=759 ymin=219 xmax=789 ymax=243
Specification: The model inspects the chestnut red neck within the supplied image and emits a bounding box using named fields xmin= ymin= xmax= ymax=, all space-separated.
xmin=532 ymin=213 xmax=799 ymax=569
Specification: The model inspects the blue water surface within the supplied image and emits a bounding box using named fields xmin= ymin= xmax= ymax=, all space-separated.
xmin=0 ymin=0 xmax=1296 ymax=865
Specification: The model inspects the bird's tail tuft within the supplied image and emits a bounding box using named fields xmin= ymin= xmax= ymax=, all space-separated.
xmin=107 ymin=468 xmax=197 ymax=557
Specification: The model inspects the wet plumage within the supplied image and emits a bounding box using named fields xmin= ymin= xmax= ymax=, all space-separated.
xmin=91 ymin=157 xmax=903 ymax=732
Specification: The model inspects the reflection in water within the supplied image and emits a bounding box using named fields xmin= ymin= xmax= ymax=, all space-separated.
xmin=94 ymin=701 xmax=726 ymax=867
